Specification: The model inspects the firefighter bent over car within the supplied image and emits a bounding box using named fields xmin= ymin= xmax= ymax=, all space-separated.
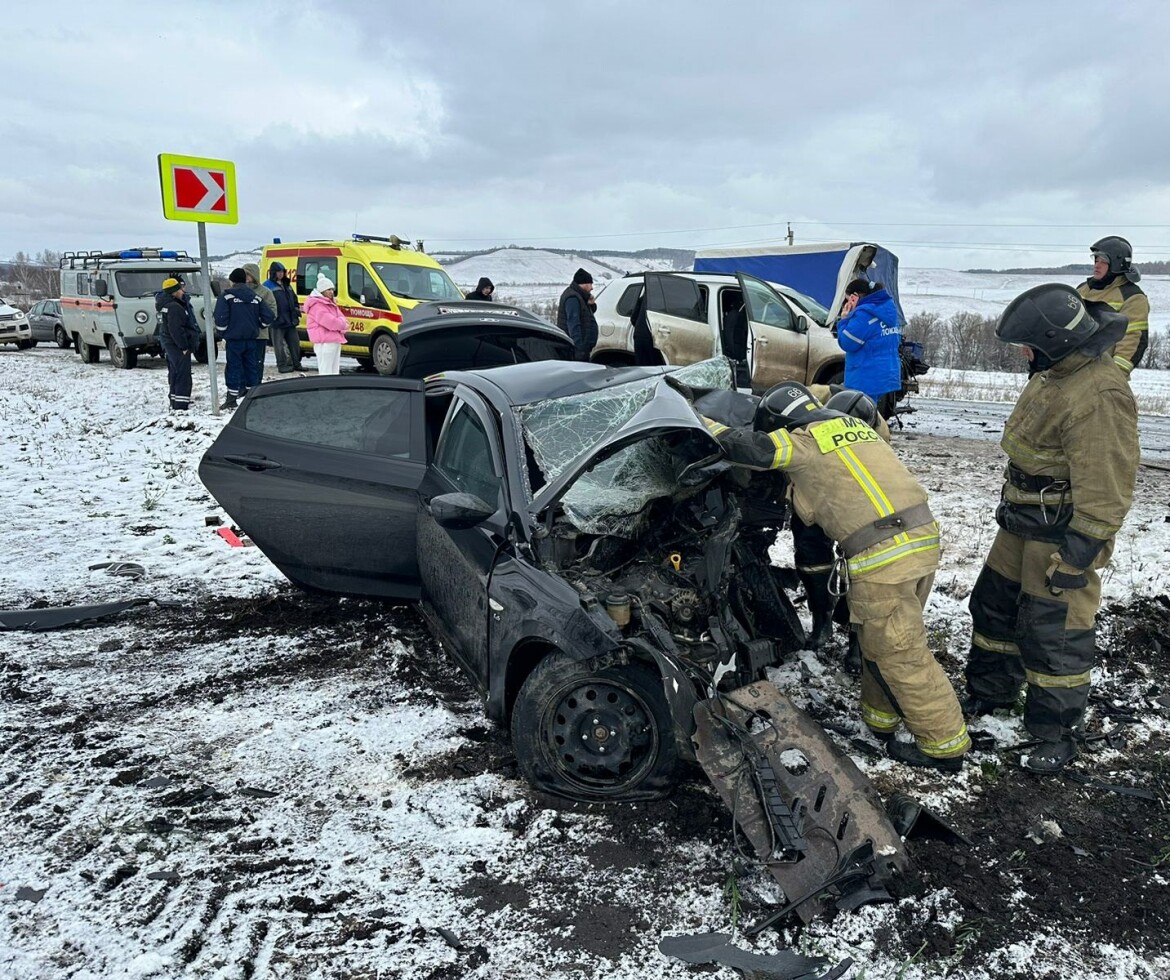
xmin=704 ymin=383 xmax=970 ymax=771
xmin=965 ymin=284 xmax=1138 ymax=774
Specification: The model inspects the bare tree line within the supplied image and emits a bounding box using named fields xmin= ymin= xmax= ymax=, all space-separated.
xmin=903 ymin=310 xmax=1170 ymax=371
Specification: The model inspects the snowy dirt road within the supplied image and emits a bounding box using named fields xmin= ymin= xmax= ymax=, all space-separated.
xmin=3 ymin=347 xmax=1170 ymax=980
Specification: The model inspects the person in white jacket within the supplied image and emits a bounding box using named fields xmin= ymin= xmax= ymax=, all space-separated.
xmin=304 ymin=275 xmax=348 ymax=375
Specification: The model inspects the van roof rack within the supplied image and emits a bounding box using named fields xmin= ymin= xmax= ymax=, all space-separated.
xmin=59 ymin=248 xmax=192 ymax=269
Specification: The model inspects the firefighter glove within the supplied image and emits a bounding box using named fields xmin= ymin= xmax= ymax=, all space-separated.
xmin=1045 ymin=553 xmax=1088 ymax=596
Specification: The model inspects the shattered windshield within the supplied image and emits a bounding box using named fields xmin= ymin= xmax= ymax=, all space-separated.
xmin=776 ymin=284 xmax=829 ymax=325
xmin=519 ymin=358 xmax=733 ymax=536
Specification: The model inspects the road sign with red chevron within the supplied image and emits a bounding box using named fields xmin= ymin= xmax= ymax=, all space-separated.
xmin=158 ymin=153 xmax=238 ymax=224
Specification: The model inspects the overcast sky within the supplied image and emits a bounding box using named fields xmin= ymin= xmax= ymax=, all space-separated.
xmin=4 ymin=0 xmax=1169 ymax=270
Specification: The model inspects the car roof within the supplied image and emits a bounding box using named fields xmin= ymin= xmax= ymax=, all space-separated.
xmin=435 ymin=360 xmax=673 ymax=408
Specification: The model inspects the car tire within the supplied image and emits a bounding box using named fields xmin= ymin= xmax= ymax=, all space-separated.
xmin=194 ymin=339 xmax=215 ymax=365
xmin=76 ymin=335 xmax=99 ymax=363
xmin=108 ymin=338 xmax=138 ymax=370
xmin=17 ymin=339 xmax=34 ymax=350
xmin=511 ymin=652 xmax=677 ymax=801
xmin=370 ymin=333 xmax=399 ymax=376
xmin=55 ymin=326 xmax=72 ymax=349
xmin=824 ymin=369 xmax=845 ymax=387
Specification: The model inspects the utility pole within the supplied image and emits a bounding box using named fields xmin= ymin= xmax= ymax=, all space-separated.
xmin=786 ymin=223 xmax=794 ymax=246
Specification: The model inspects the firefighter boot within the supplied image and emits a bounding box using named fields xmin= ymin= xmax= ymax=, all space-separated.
xmin=1019 ymin=737 xmax=1077 ymax=774
xmin=887 ymin=739 xmax=964 ymax=773
xmin=220 ymin=394 xmax=238 ymax=411
xmin=798 ymin=570 xmax=837 ymax=651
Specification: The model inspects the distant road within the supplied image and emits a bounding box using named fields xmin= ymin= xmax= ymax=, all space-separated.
xmin=900 ymin=396 xmax=1170 ymax=466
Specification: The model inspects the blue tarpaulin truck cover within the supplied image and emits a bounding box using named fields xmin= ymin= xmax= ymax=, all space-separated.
xmin=693 ymin=242 xmax=905 ymax=326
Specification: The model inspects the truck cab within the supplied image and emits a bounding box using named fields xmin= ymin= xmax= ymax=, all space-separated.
xmin=59 ymin=248 xmax=209 ymax=369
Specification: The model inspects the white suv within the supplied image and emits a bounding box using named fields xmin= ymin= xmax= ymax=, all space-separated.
xmin=0 ymin=298 xmax=32 ymax=349
xmin=590 ymin=272 xmax=845 ymax=392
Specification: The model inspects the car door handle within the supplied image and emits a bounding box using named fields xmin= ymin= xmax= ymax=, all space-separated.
xmin=223 ymin=454 xmax=283 ymax=471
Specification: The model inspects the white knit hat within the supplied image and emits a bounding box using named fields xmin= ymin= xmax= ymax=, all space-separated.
xmin=315 ymin=274 xmax=336 ymax=293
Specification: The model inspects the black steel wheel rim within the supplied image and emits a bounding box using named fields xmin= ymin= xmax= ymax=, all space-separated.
xmin=544 ymin=675 xmax=658 ymax=793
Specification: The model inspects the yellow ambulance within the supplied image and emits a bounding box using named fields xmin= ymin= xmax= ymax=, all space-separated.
xmin=259 ymin=234 xmax=464 ymax=375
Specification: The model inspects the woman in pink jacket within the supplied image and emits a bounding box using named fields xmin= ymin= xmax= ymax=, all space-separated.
xmin=304 ymin=274 xmax=348 ymax=375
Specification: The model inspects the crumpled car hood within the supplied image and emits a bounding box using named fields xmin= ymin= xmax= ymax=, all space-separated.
xmin=524 ymin=358 xmax=733 ymax=535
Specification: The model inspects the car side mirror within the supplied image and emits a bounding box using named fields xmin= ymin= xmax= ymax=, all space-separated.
xmin=360 ymin=288 xmax=387 ymax=310
xmin=795 ymin=315 xmax=808 ymax=334
xmin=429 ymin=492 xmax=495 ymax=529
xmin=93 ymin=279 xmax=109 ymax=297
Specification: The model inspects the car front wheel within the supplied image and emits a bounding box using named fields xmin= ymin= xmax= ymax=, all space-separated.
xmin=370 ymin=333 xmax=399 ymax=376
xmin=511 ymin=653 xmax=678 ymax=802
xmin=55 ymin=326 xmax=72 ymax=349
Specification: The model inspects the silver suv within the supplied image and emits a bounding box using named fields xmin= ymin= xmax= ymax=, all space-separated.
xmin=0 ymin=298 xmax=33 ymax=349
xmin=591 ymin=272 xmax=845 ymax=391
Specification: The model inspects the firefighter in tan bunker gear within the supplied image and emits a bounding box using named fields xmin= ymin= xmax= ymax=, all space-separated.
xmin=965 ymin=283 xmax=1139 ymax=774
xmin=705 ymin=383 xmax=970 ymax=772
xmin=1075 ymin=236 xmax=1149 ymax=375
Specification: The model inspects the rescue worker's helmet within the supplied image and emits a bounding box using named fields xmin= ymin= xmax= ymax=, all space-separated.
xmin=824 ymin=388 xmax=880 ymax=429
xmin=754 ymin=382 xmax=837 ymax=431
xmin=995 ymin=283 xmax=1127 ymax=362
xmin=1090 ymin=236 xmax=1133 ymax=275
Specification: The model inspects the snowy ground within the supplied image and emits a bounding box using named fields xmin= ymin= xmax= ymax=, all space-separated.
xmin=2 ymin=346 xmax=1170 ymax=979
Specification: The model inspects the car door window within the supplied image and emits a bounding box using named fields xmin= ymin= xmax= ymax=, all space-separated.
xmin=741 ymin=277 xmax=795 ymax=330
xmin=346 ymin=263 xmax=388 ymax=309
xmin=615 ymin=283 xmax=643 ymax=317
xmin=646 ymin=275 xmax=704 ymax=323
xmin=243 ymin=387 xmax=415 ymax=458
xmin=297 ymin=257 xmax=338 ymax=298
xmin=30 ymin=301 xmax=42 ymax=315
xmin=51 ymin=301 xmax=61 ymax=315
xmin=434 ymin=401 xmax=503 ymax=506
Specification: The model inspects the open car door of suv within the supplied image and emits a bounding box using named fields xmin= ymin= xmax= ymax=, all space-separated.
xmin=643 ymin=273 xmax=714 ymax=366
xmin=736 ymin=272 xmax=811 ymax=390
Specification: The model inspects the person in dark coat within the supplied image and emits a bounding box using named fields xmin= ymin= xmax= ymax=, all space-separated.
xmin=157 ymin=277 xmax=202 ymax=411
xmin=556 ymin=268 xmax=598 ymax=361
xmin=466 ymin=277 xmax=495 ymax=301
xmin=263 ymin=261 xmax=302 ymax=372
xmin=214 ymin=268 xmax=274 ymax=410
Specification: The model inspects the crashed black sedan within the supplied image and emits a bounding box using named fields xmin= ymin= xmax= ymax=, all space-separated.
xmin=200 ymin=304 xmax=806 ymax=801
xmin=200 ymin=302 xmax=917 ymax=921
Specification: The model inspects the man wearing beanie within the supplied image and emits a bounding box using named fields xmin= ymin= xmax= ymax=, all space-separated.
xmin=158 ymin=277 xmax=201 ymax=411
xmin=556 ymin=267 xmax=598 ymax=361
xmin=213 ymin=268 xmax=274 ymax=409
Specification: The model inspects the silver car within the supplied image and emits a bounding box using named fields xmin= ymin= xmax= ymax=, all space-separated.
xmin=0 ymin=299 xmax=32 ymax=349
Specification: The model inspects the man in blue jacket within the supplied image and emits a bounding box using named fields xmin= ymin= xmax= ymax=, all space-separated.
xmin=214 ymin=268 xmax=274 ymax=410
xmin=836 ymin=279 xmax=902 ymax=417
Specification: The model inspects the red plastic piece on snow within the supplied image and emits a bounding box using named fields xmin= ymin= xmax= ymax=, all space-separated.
xmin=216 ymin=527 xmax=245 ymax=547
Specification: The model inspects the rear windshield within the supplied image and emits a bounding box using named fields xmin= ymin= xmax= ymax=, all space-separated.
xmin=370 ymin=263 xmax=462 ymax=302
xmin=115 ymin=270 xmax=204 ymax=298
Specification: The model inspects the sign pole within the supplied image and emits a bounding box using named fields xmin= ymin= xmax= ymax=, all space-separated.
xmin=158 ymin=152 xmax=238 ymax=417
xmin=196 ymin=221 xmax=221 ymax=416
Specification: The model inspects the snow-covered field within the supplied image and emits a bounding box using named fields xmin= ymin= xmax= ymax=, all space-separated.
xmin=3 ymin=346 xmax=1169 ymax=979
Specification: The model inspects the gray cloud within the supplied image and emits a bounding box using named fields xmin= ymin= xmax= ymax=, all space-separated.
xmin=4 ymin=0 xmax=1170 ymax=268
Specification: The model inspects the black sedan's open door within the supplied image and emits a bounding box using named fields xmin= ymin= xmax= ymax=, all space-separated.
xmin=198 ymin=376 xmax=428 ymax=599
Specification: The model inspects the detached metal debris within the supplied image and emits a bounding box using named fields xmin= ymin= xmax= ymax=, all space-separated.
xmin=0 ymin=597 xmax=175 ymax=631
xmin=658 ymin=931 xmax=852 ymax=980
xmin=693 ymin=681 xmax=908 ymax=926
